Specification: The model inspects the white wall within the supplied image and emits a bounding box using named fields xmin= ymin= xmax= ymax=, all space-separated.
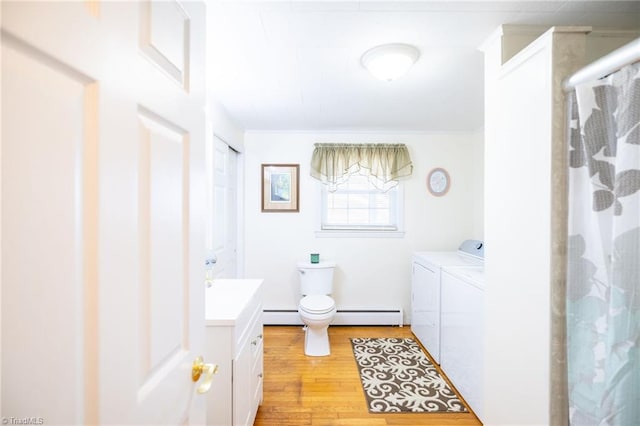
xmin=207 ymin=100 xmax=244 ymax=152
xmin=471 ymin=127 xmax=485 ymax=240
xmin=242 ymin=131 xmax=483 ymax=323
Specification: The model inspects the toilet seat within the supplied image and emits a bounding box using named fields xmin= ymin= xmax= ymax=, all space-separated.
xmin=299 ymin=295 xmax=335 ymax=315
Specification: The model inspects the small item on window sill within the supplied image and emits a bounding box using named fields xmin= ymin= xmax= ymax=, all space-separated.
xmin=310 ymin=253 xmax=320 ymax=264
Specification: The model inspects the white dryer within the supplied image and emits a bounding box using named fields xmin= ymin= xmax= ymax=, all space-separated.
xmin=441 ymin=265 xmax=485 ymax=419
xmin=411 ymin=240 xmax=484 ymax=364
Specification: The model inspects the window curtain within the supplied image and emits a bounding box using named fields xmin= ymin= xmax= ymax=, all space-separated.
xmin=566 ymin=62 xmax=640 ymax=425
xmin=310 ymin=143 xmax=413 ymax=192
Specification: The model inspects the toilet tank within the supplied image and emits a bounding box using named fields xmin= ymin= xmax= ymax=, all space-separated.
xmin=297 ymin=261 xmax=336 ymax=295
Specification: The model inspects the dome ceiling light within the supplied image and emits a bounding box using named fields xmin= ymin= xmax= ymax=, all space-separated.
xmin=361 ymin=43 xmax=420 ymax=81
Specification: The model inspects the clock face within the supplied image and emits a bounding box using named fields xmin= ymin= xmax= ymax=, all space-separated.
xmin=427 ymin=168 xmax=450 ymax=196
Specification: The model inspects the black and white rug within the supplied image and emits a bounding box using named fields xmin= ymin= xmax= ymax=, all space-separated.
xmin=350 ymin=337 xmax=467 ymax=413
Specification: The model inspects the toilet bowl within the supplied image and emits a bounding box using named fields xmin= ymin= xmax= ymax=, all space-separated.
xmin=298 ymin=295 xmax=336 ymax=356
xmin=297 ymin=261 xmax=337 ymax=356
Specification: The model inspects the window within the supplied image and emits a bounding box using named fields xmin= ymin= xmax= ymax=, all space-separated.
xmin=320 ymin=174 xmax=403 ymax=235
xmin=310 ymin=143 xmax=411 ymax=237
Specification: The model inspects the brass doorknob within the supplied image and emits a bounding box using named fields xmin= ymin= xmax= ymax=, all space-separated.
xmin=192 ymin=356 xmax=218 ymax=394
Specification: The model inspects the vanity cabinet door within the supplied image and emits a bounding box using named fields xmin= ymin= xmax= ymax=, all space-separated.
xmin=232 ymin=336 xmax=253 ymax=426
xmin=232 ymin=307 xmax=263 ymax=426
xmin=250 ymin=321 xmax=264 ymax=411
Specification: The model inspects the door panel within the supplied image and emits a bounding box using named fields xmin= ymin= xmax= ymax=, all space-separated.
xmin=1 ymin=32 xmax=99 ymax=424
xmin=140 ymin=0 xmax=190 ymax=88
xmin=137 ymin=108 xmax=189 ymax=390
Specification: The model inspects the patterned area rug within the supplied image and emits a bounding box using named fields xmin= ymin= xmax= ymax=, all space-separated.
xmin=350 ymin=337 xmax=467 ymax=413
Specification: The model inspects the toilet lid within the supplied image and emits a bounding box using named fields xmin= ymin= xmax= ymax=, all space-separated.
xmin=300 ymin=295 xmax=335 ymax=314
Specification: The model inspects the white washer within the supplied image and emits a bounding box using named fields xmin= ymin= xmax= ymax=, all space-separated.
xmin=411 ymin=240 xmax=484 ymax=364
xmin=440 ymin=264 xmax=485 ymax=419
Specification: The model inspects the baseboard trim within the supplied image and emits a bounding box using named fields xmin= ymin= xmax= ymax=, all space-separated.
xmin=263 ymin=308 xmax=403 ymax=327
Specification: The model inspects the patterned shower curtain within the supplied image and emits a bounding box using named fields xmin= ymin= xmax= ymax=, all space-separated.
xmin=566 ymin=62 xmax=640 ymax=425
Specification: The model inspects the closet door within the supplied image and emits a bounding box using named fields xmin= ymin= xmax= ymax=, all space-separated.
xmin=210 ymin=136 xmax=239 ymax=278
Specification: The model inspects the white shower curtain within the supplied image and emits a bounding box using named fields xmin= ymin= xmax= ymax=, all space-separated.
xmin=566 ymin=62 xmax=640 ymax=425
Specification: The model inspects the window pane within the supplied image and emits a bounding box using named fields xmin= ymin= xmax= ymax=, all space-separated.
xmin=327 ymin=209 xmax=348 ymax=223
xmin=348 ymin=209 xmax=369 ymax=224
xmin=371 ymin=209 xmax=390 ymax=224
xmin=349 ymin=194 xmax=369 ymax=208
xmin=371 ymin=193 xmax=390 ymax=208
xmin=329 ymin=193 xmax=348 ymax=208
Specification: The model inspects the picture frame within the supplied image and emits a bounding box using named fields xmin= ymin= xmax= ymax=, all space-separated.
xmin=261 ymin=164 xmax=300 ymax=212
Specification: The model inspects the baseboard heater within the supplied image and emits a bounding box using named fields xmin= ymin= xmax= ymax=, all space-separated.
xmin=262 ymin=308 xmax=404 ymax=327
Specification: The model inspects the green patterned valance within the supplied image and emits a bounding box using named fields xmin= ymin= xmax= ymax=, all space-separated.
xmin=310 ymin=143 xmax=413 ymax=192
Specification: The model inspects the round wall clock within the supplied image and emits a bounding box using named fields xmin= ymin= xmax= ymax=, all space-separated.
xmin=427 ymin=168 xmax=450 ymax=196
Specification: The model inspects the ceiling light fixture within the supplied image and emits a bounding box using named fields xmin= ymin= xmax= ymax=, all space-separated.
xmin=361 ymin=43 xmax=420 ymax=81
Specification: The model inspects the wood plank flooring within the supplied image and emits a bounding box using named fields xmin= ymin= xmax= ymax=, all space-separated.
xmin=254 ymin=325 xmax=482 ymax=426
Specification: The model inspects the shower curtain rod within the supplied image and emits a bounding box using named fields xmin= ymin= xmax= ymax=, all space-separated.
xmin=562 ymin=37 xmax=640 ymax=92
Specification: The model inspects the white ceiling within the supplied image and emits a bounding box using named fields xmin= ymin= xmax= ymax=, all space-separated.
xmin=207 ymin=1 xmax=640 ymax=132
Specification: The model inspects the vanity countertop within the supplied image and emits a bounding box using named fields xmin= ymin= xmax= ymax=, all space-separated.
xmin=205 ymin=279 xmax=263 ymax=326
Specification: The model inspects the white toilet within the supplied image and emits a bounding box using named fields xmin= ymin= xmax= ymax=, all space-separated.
xmin=297 ymin=261 xmax=337 ymax=356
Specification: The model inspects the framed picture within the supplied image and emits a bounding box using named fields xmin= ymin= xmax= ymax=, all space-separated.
xmin=261 ymin=164 xmax=299 ymax=212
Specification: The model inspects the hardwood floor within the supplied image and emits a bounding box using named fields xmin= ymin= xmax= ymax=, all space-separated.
xmin=254 ymin=325 xmax=482 ymax=426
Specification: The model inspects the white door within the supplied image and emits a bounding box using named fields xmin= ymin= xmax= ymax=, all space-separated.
xmin=209 ymin=136 xmax=238 ymax=278
xmin=1 ymin=1 xmax=209 ymax=424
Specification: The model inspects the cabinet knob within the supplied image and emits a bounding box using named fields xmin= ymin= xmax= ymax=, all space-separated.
xmin=258 ymin=373 xmax=263 ymax=378
xmin=252 ymin=334 xmax=264 ymax=346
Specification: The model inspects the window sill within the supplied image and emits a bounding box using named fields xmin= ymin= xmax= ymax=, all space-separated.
xmin=314 ymin=230 xmax=406 ymax=238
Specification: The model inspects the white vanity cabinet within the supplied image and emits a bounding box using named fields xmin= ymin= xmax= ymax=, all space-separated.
xmin=205 ymin=279 xmax=264 ymax=426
